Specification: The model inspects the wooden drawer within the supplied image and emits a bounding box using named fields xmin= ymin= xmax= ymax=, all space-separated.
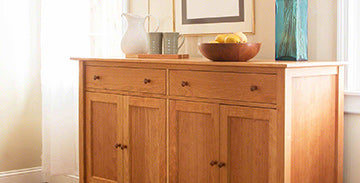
xmin=169 ymin=70 xmax=277 ymax=103
xmin=86 ymin=66 xmax=166 ymax=94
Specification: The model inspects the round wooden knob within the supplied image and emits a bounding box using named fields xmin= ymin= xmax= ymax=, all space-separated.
xmin=210 ymin=161 xmax=218 ymax=166
xmin=217 ymin=162 xmax=226 ymax=168
xmin=114 ymin=143 xmax=122 ymax=148
xmin=144 ymin=78 xmax=151 ymax=84
xmin=181 ymin=81 xmax=189 ymax=87
xmin=250 ymin=85 xmax=258 ymax=91
xmin=93 ymin=75 xmax=100 ymax=80
xmin=120 ymin=144 xmax=128 ymax=150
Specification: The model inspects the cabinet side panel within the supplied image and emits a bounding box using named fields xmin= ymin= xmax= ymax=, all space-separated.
xmin=291 ymin=75 xmax=337 ymax=183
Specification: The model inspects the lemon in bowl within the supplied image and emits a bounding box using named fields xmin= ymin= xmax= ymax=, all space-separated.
xmin=215 ymin=34 xmax=228 ymax=43
xmin=234 ymin=32 xmax=248 ymax=43
xmin=224 ymin=34 xmax=241 ymax=43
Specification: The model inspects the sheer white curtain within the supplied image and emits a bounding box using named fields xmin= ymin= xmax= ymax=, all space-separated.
xmin=41 ymin=0 xmax=127 ymax=181
xmin=90 ymin=0 xmax=128 ymax=57
xmin=0 ymin=0 xmax=42 ymax=176
xmin=41 ymin=0 xmax=89 ymax=180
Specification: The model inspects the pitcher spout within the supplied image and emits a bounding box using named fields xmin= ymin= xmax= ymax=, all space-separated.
xmin=121 ymin=13 xmax=146 ymax=21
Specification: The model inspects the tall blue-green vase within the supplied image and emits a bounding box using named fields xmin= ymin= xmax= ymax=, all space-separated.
xmin=275 ymin=0 xmax=308 ymax=61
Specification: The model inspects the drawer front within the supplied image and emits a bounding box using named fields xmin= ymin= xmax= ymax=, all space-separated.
xmin=86 ymin=66 xmax=166 ymax=94
xmin=169 ymin=70 xmax=277 ymax=103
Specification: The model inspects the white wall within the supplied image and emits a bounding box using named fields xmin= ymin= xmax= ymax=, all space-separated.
xmin=0 ymin=0 xmax=42 ymax=172
xmin=130 ymin=0 xmax=337 ymax=60
xmin=344 ymin=114 xmax=360 ymax=183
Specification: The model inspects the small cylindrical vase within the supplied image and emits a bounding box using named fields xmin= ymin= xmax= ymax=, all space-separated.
xmin=275 ymin=0 xmax=308 ymax=61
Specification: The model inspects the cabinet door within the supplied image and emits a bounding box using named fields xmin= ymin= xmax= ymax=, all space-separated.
xmin=220 ymin=105 xmax=281 ymax=183
xmin=169 ymin=100 xmax=220 ymax=183
xmin=122 ymin=96 xmax=166 ymax=183
xmin=85 ymin=93 xmax=123 ymax=183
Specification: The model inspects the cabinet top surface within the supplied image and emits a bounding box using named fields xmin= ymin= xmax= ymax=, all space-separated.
xmin=71 ymin=57 xmax=345 ymax=68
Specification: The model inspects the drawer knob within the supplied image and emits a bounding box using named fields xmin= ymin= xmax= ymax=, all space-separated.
xmin=120 ymin=144 xmax=128 ymax=150
xmin=114 ymin=143 xmax=122 ymax=149
xmin=250 ymin=85 xmax=258 ymax=91
xmin=93 ymin=75 xmax=100 ymax=80
xmin=144 ymin=78 xmax=151 ymax=84
xmin=217 ymin=162 xmax=226 ymax=168
xmin=181 ymin=81 xmax=189 ymax=87
xmin=210 ymin=160 xmax=218 ymax=166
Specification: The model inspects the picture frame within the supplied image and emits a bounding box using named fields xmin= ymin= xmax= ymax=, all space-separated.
xmin=173 ymin=0 xmax=255 ymax=35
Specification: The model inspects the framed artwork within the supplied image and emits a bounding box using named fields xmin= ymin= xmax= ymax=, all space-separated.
xmin=173 ymin=0 xmax=255 ymax=35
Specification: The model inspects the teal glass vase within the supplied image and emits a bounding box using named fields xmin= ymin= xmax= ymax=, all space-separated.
xmin=275 ymin=0 xmax=308 ymax=61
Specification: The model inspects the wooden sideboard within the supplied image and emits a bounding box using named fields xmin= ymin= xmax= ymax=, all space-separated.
xmin=72 ymin=58 xmax=344 ymax=183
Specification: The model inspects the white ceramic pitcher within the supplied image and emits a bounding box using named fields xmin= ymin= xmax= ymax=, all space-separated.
xmin=121 ymin=13 xmax=160 ymax=54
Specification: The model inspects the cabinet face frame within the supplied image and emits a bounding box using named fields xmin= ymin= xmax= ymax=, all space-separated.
xmin=85 ymin=92 xmax=123 ymax=183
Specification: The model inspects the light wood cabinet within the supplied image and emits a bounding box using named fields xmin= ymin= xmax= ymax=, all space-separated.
xmin=75 ymin=58 xmax=344 ymax=183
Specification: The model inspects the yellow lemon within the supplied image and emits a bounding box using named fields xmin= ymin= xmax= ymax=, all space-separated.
xmin=209 ymin=41 xmax=219 ymax=43
xmin=234 ymin=32 xmax=248 ymax=43
xmin=215 ymin=34 xmax=228 ymax=43
xmin=224 ymin=34 xmax=241 ymax=43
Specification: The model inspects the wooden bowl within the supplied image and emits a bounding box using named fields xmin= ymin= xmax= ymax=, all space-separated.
xmin=199 ymin=43 xmax=262 ymax=62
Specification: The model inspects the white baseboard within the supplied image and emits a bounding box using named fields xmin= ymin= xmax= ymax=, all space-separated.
xmin=50 ymin=175 xmax=79 ymax=183
xmin=0 ymin=167 xmax=42 ymax=183
xmin=345 ymin=91 xmax=360 ymax=114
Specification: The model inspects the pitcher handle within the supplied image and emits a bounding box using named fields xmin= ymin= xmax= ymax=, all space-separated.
xmin=178 ymin=34 xmax=185 ymax=50
xmin=146 ymin=15 xmax=160 ymax=32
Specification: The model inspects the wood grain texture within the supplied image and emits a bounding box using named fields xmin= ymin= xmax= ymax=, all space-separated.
xmin=85 ymin=66 xmax=166 ymax=94
xmin=126 ymin=54 xmax=190 ymax=59
xmin=123 ymin=96 xmax=166 ymax=183
xmin=220 ymin=105 xmax=279 ymax=183
xmin=79 ymin=61 xmax=85 ymax=183
xmin=290 ymin=75 xmax=337 ymax=183
xmin=84 ymin=61 xmax=279 ymax=74
xmin=199 ymin=43 xmax=261 ymax=61
xmin=77 ymin=58 xmax=344 ymax=183
xmin=85 ymin=89 xmax=277 ymax=109
xmin=169 ymin=100 xmax=220 ymax=183
xmin=336 ymin=66 xmax=344 ymax=183
xmin=85 ymin=93 xmax=122 ymax=183
xmin=275 ymin=68 xmax=285 ymax=183
xmin=72 ymin=57 xmax=345 ymax=68
xmin=284 ymin=68 xmax=293 ymax=183
xmin=169 ymin=70 xmax=277 ymax=103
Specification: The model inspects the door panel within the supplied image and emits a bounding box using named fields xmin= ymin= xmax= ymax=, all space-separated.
xmin=123 ymin=96 xmax=166 ymax=183
xmin=169 ymin=100 xmax=220 ymax=183
xmin=85 ymin=93 xmax=122 ymax=183
xmin=220 ymin=105 xmax=281 ymax=183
